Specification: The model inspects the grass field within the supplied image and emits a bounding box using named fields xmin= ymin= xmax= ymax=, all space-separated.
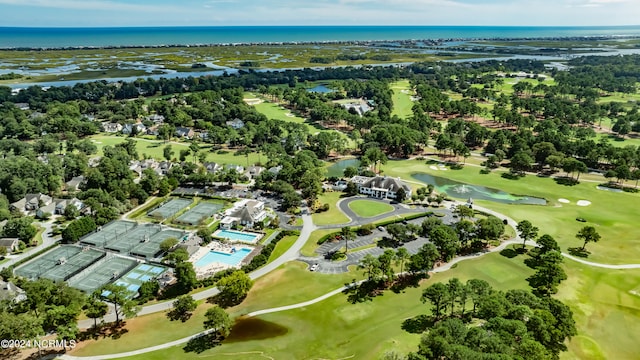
xmin=311 ymin=192 xmax=351 ymax=226
xmin=557 ymin=263 xmax=640 ymax=360
xmin=114 ymin=252 xmax=533 ymax=360
xmin=267 ymin=235 xmax=298 ymax=264
xmin=390 ymin=80 xmax=414 ymax=119
xmin=348 ymin=199 xmax=395 ymax=218
xmin=381 ymin=159 xmax=640 ymax=264
xmin=248 ymin=93 xmax=355 ymax=148
xmin=89 ymin=135 xmax=263 ymax=165
xmin=300 ymin=229 xmax=337 ymax=257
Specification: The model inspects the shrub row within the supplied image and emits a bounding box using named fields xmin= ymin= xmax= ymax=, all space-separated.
xmin=241 ymin=230 xmax=299 ymax=273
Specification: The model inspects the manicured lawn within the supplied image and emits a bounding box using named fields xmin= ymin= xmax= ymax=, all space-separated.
xmin=89 ymin=135 xmax=263 ymax=165
xmin=557 ymin=263 xmax=640 ymax=360
xmin=311 ymin=192 xmax=351 ymax=226
xmin=70 ymin=262 xmax=362 ymax=357
xmin=116 ymin=252 xmax=533 ymax=360
xmin=267 ymin=235 xmax=297 ymax=264
xmin=300 ymin=229 xmax=337 ymax=257
xmin=348 ymin=199 xmax=395 ymax=218
xmin=390 ymin=80 xmax=414 ymax=119
xmin=381 ymin=159 xmax=640 ymax=264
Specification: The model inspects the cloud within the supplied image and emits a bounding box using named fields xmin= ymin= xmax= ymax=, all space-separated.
xmin=0 ymin=0 xmax=180 ymax=13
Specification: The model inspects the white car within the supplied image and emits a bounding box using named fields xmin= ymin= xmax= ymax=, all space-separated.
xmin=310 ymin=263 xmax=319 ymax=272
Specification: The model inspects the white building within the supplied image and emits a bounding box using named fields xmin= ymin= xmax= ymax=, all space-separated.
xmin=220 ymin=199 xmax=267 ymax=229
xmin=350 ymin=176 xmax=411 ymax=200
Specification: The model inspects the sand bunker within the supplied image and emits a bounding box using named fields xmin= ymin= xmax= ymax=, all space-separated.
xmin=558 ymin=198 xmax=570 ymax=204
xmin=429 ymin=165 xmax=439 ymax=170
xmin=285 ymin=112 xmax=295 ymax=117
xmin=577 ymin=200 xmax=591 ymax=206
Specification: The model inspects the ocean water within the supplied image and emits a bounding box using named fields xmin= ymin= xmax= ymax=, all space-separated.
xmin=2 ymin=26 xmax=640 ymax=48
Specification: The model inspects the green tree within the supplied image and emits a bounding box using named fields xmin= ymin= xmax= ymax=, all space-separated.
xmin=101 ymin=284 xmax=139 ymax=324
xmin=358 ymin=254 xmax=381 ymax=281
xmin=175 ymin=261 xmax=198 ymax=292
xmin=421 ymin=282 xmax=450 ymax=320
xmin=395 ymin=187 xmax=407 ymax=202
xmin=394 ymin=247 xmax=410 ymax=274
xmin=466 ymin=278 xmax=491 ymax=315
xmin=453 ymin=205 xmax=474 ymax=220
xmin=203 ymin=306 xmax=232 ymax=338
xmin=340 ymin=226 xmax=356 ymax=254
xmin=343 ymin=166 xmax=357 ymax=178
xmin=163 ymin=145 xmax=174 ymax=161
xmin=537 ymin=234 xmax=560 ymax=255
xmin=169 ymin=295 xmax=197 ymax=322
xmin=64 ymin=204 xmax=80 ymax=219
xmin=159 ymin=237 xmax=179 ymax=252
xmin=83 ymin=293 xmax=108 ymax=329
xmin=510 ymin=151 xmax=533 ymax=175
xmin=475 ymin=215 xmax=505 ymax=240
xmin=516 ymin=220 xmax=539 ymax=250
xmin=575 ymin=225 xmax=601 ymax=251
xmin=2 ymin=217 xmax=37 ymax=242
xmin=216 ymin=270 xmax=253 ymax=307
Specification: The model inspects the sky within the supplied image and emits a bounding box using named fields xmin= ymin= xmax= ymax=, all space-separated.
xmin=0 ymin=0 xmax=639 ymax=27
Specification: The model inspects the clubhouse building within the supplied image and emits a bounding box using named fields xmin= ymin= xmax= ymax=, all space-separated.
xmin=350 ymin=176 xmax=412 ymax=200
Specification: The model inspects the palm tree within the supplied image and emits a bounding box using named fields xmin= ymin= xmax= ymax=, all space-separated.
xmin=394 ymin=248 xmax=410 ymax=275
xmin=340 ymin=226 xmax=356 ymax=254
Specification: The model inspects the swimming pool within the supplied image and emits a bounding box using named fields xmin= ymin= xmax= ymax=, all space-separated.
xmin=195 ymin=248 xmax=252 ymax=267
xmin=214 ymin=229 xmax=261 ymax=244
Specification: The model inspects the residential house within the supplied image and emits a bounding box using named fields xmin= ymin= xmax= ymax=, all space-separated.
xmin=0 ymin=280 xmax=26 ymax=303
xmin=88 ymin=156 xmax=102 ymax=167
xmin=349 ymin=175 xmax=411 ymax=200
xmin=203 ymin=162 xmax=223 ymax=174
xmin=129 ymin=159 xmax=160 ymax=177
xmin=102 ymin=122 xmax=123 ymax=133
xmin=220 ymin=199 xmax=267 ymax=229
xmin=156 ymin=161 xmax=173 ymax=176
xmin=122 ymin=123 xmax=146 ymax=135
xmin=175 ymin=127 xmax=195 ymax=139
xmin=226 ymin=118 xmax=245 ymax=130
xmin=145 ymin=114 xmax=165 ymax=124
xmin=65 ymin=175 xmax=85 ymax=192
xmin=338 ymin=99 xmax=373 ymax=116
xmin=225 ymin=164 xmax=244 ymax=173
xmin=14 ymin=103 xmax=29 ymax=111
xmin=268 ymin=165 xmax=283 ymax=176
xmin=244 ymin=165 xmax=265 ymax=179
xmin=36 ymin=198 xmax=86 ymax=218
xmin=11 ymin=193 xmax=53 ymax=215
xmin=0 ymin=238 xmax=20 ymax=254
xmin=146 ymin=125 xmax=160 ymax=136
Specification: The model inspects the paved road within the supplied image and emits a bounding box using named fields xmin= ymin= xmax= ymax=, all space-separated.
xmin=314 ymin=196 xmax=425 ymax=230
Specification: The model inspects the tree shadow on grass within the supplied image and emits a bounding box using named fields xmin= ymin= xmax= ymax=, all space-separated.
xmin=501 ymin=172 xmax=524 ymax=180
xmin=401 ymin=314 xmax=435 ymax=334
xmin=390 ymin=273 xmax=425 ymax=293
xmin=567 ymin=247 xmax=590 ymax=258
xmin=167 ymin=309 xmax=193 ymax=322
xmin=207 ymin=293 xmax=247 ymax=309
xmin=499 ymin=248 xmax=518 ymax=258
xmin=554 ymin=177 xmax=579 ymax=186
xmin=342 ymin=279 xmax=385 ymax=304
xmin=183 ymin=332 xmax=222 ymax=354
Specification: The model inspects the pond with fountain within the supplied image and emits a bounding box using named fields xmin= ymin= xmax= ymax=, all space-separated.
xmin=412 ymin=173 xmax=547 ymax=205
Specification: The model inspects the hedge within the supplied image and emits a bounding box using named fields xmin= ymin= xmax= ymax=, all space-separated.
xmin=241 ymin=230 xmax=299 ymax=273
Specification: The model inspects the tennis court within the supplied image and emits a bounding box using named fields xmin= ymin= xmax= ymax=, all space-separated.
xmin=42 ymin=248 xmax=105 ymax=282
xmin=149 ymin=198 xmax=192 ymax=219
xmin=175 ymin=202 xmax=223 ymax=225
xmin=81 ymin=220 xmax=137 ymax=248
xmin=104 ymin=223 xmax=162 ymax=254
xmin=15 ymin=245 xmax=83 ymax=279
xmin=115 ymin=263 xmax=168 ymax=294
xmin=130 ymin=229 xmax=186 ymax=258
xmin=68 ymin=256 xmax=137 ymax=293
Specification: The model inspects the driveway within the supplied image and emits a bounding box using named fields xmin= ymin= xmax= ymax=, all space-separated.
xmin=1 ymin=221 xmax=58 ymax=269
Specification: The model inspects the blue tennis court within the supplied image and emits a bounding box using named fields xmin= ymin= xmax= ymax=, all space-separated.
xmin=114 ymin=263 xmax=168 ymax=298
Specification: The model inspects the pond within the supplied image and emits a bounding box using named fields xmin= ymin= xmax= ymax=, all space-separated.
xmin=326 ymin=158 xmax=360 ymax=178
xmin=307 ymin=84 xmax=334 ymax=93
xmin=412 ymin=173 xmax=547 ymax=205
xmin=224 ymin=317 xmax=289 ymax=343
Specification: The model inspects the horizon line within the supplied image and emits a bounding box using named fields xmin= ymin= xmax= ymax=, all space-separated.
xmin=3 ymin=24 xmax=640 ymax=29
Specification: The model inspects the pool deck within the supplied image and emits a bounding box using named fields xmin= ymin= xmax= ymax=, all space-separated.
xmin=190 ymin=241 xmax=254 ymax=279
xmin=213 ymin=229 xmax=264 ymax=244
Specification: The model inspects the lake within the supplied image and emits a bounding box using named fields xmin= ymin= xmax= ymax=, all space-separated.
xmin=412 ymin=173 xmax=547 ymax=205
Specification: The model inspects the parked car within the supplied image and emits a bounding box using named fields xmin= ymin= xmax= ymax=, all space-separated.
xmin=377 ymin=226 xmax=385 ymax=231
xmin=310 ymin=263 xmax=319 ymax=271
